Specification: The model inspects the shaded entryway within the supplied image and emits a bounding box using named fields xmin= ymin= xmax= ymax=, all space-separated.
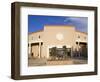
xmin=73 ymin=42 xmax=87 ymax=59
xmin=28 ymin=39 xmax=43 ymax=58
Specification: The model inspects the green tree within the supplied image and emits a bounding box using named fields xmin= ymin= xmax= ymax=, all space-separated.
xmin=63 ymin=45 xmax=68 ymax=58
xmin=49 ymin=47 xmax=57 ymax=60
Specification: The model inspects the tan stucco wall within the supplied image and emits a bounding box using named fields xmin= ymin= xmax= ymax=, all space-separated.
xmin=42 ymin=25 xmax=76 ymax=58
xmin=28 ymin=31 xmax=44 ymax=58
xmin=28 ymin=25 xmax=87 ymax=59
xmin=43 ymin=25 xmax=75 ymax=45
xmin=28 ymin=31 xmax=43 ymax=42
xmin=75 ymin=31 xmax=87 ymax=43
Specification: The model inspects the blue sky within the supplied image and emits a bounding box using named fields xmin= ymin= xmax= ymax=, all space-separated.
xmin=28 ymin=15 xmax=88 ymax=33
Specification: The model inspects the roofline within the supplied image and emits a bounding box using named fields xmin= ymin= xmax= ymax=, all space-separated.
xmin=28 ymin=25 xmax=87 ymax=35
xmin=28 ymin=25 xmax=75 ymax=35
xmin=44 ymin=25 xmax=75 ymax=27
xmin=76 ymin=30 xmax=87 ymax=34
xmin=28 ymin=29 xmax=44 ymax=35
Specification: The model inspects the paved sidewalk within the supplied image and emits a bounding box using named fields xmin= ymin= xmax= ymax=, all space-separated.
xmin=28 ymin=58 xmax=47 ymax=66
xmin=28 ymin=58 xmax=87 ymax=66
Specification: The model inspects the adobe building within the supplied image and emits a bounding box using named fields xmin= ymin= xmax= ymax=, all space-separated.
xmin=28 ymin=25 xmax=87 ymax=59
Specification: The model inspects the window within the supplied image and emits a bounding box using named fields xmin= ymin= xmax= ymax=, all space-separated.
xmin=78 ymin=35 xmax=80 ymax=38
xmin=38 ymin=35 xmax=40 ymax=39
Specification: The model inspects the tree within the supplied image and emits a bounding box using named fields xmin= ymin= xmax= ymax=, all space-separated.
xmin=63 ymin=45 xmax=68 ymax=58
xmin=49 ymin=47 xmax=57 ymax=60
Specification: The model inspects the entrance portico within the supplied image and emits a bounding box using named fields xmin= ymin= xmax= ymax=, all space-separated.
xmin=28 ymin=39 xmax=43 ymax=59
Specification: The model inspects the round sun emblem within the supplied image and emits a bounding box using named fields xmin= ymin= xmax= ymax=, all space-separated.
xmin=56 ymin=33 xmax=64 ymax=41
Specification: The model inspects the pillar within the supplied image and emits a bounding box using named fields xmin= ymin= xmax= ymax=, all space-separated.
xmin=28 ymin=43 xmax=31 ymax=58
xmin=78 ymin=41 xmax=80 ymax=57
xmin=38 ymin=42 xmax=41 ymax=58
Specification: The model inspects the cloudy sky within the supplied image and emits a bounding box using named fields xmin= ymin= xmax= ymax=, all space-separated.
xmin=28 ymin=15 xmax=88 ymax=33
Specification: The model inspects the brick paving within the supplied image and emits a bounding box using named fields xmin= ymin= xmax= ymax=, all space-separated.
xmin=28 ymin=58 xmax=87 ymax=66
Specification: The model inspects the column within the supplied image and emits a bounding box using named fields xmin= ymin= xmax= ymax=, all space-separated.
xmin=78 ymin=41 xmax=80 ymax=57
xmin=28 ymin=43 xmax=31 ymax=58
xmin=38 ymin=42 xmax=41 ymax=58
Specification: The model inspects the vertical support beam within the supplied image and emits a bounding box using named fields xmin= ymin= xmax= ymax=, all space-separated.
xmin=28 ymin=43 xmax=31 ymax=58
xmin=78 ymin=41 xmax=80 ymax=57
xmin=78 ymin=41 xmax=79 ymax=50
xmin=38 ymin=42 xmax=41 ymax=58
xmin=47 ymin=46 xmax=49 ymax=59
